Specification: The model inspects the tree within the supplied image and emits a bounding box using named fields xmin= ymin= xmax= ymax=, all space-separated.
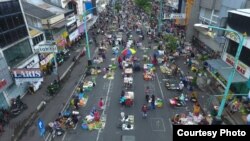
xmin=134 ymin=0 xmax=152 ymax=14
xmin=164 ymin=34 xmax=178 ymax=51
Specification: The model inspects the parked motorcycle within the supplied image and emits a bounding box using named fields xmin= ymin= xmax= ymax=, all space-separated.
xmin=0 ymin=108 xmax=10 ymax=125
xmin=9 ymin=96 xmax=27 ymax=118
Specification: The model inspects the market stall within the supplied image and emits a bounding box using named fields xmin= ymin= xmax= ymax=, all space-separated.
xmin=120 ymin=91 xmax=134 ymax=107
xmin=143 ymin=64 xmax=155 ymax=81
xmin=81 ymin=108 xmax=104 ymax=131
xmin=124 ymin=76 xmax=133 ymax=89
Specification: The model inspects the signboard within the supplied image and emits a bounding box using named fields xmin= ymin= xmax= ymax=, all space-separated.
xmin=40 ymin=54 xmax=54 ymax=66
xmin=34 ymin=44 xmax=58 ymax=53
xmin=226 ymin=32 xmax=239 ymax=43
xmin=67 ymin=16 xmax=76 ymax=26
xmin=38 ymin=118 xmax=45 ymax=136
xmin=12 ymin=68 xmax=43 ymax=78
xmin=225 ymin=54 xmax=247 ymax=75
xmin=164 ymin=13 xmax=186 ymax=19
xmin=69 ymin=30 xmax=79 ymax=41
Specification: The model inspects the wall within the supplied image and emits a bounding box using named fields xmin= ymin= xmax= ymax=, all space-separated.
xmin=200 ymin=0 xmax=214 ymax=9
xmin=185 ymin=0 xmax=200 ymax=41
xmin=198 ymin=33 xmax=221 ymax=52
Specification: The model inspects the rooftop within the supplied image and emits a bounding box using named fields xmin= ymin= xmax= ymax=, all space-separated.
xmin=22 ymin=0 xmax=67 ymax=15
xmin=22 ymin=1 xmax=55 ymax=19
xmin=229 ymin=9 xmax=250 ymax=18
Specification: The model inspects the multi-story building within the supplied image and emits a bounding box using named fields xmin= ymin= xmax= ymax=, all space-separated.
xmin=187 ymin=0 xmax=250 ymax=53
xmin=0 ymin=0 xmax=41 ymax=108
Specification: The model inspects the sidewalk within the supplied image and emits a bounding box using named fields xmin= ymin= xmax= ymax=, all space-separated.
xmin=0 ymin=16 xmax=99 ymax=141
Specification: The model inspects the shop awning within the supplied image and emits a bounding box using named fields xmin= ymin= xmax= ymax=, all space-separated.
xmin=206 ymin=59 xmax=247 ymax=83
xmin=51 ymin=20 xmax=67 ymax=29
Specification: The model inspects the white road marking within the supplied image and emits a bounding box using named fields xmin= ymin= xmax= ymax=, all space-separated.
xmin=96 ymin=80 xmax=112 ymax=141
xmin=156 ymin=73 xmax=165 ymax=100
xmin=150 ymin=118 xmax=166 ymax=132
xmin=62 ymin=132 xmax=67 ymax=141
xmin=169 ymin=118 xmax=173 ymax=131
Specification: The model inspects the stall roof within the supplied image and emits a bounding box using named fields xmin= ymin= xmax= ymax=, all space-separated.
xmin=206 ymin=59 xmax=247 ymax=83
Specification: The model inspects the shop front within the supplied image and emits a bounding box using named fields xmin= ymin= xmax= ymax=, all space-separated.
xmin=39 ymin=53 xmax=55 ymax=75
xmin=205 ymin=58 xmax=248 ymax=94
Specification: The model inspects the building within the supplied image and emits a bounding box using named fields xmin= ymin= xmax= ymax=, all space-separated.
xmin=0 ymin=0 xmax=41 ymax=108
xmin=187 ymin=0 xmax=250 ymax=53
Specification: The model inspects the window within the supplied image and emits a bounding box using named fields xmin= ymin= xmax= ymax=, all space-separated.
xmin=6 ymin=16 xmax=14 ymax=29
xmin=226 ymin=39 xmax=250 ymax=66
xmin=32 ymin=34 xmax=44 ymax=46
xmin=0 ymin=34 xmax=6 ymax=47
xmin=12 ymin=13 xmax=24 ymax=27
xmin=3 ymin=39 xmax=33 ymax=67
xmin=0 ymin=18 xmax=8 ymax=32
xmin=228 ymin=12 xmax=250 ymax=35
xmin=0 ymin=1 xmax=21 ymax=15
xmin=16 ymin=26 xmax=28 ymax=39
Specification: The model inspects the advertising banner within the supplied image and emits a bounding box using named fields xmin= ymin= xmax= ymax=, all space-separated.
xmin=164 ymin=13 xmax=186 ymax=19
xmin=34 ymin=44 xmax=58 ymax=53
xmin=12 ymin=68 xmax=43 ymax=85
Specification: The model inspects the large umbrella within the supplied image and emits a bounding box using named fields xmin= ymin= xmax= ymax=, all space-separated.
xmin=122 ymin=48 xmax=136 ymax=56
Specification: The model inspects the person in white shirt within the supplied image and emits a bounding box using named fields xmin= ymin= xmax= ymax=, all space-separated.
xmin=179 ymin=81 xmax=184 ymax=90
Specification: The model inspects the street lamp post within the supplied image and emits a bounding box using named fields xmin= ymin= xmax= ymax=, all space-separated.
xmin=158 ymin=0 xmax=163 ymax=33
xmin=83 ymin=6 xmax=98 ymax=66
xmin=194 ymin=23 xmax=246 ymax=121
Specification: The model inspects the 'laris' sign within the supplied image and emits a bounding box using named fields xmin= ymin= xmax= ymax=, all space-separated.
xmin=226 ymin=55 xmax=246 ymax=75
xmin=12 ymin=68 xmax=43 ymax=78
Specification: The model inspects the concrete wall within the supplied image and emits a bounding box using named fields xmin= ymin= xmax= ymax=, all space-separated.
xmin=185 ymin=0 xmax=200 ymax=42
xmin=200 ymin=0 xmax=214 ymax=9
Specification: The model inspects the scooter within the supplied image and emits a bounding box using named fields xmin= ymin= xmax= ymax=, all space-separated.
xmin=169 ymin=95 xmax=188 ymax=107
xmin=9 ymin=96 xmax=27 ymax=118
xmin=48 ymin=122 xmax=65 ymax=138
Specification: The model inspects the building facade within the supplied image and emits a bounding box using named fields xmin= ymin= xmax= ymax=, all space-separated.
xmin=186 ymin=0 xmax=250 ymax=53
xmin=0 ymin=0 xmax=39 ymax=108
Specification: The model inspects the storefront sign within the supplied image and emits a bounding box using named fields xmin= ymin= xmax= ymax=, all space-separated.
xmin=0 ymin=79 xmax=7 ymax=90
xmin=67 ymin=16 xmax=76 ymax=26
xmin=226 ymin=32 xmax=239 ymax=43
xmin=40 ymin=54 xmax=54 ymax=66
xmin=34 ymin=44 xmax=58 ymax=53
xmin=226 ymin=55 xmax=246 ymax=75
xmin=164 ymin=13 xmax=186 ymax=19
xmin=12 ymin=68 xmax=43 ymax=78
xmin=69 ymin=30 xmax=79 ymax=41
xmin=67 ymin=22 xmax=77 ymax=34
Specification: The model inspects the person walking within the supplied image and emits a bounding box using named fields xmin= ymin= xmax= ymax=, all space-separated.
xmin=151 ymin=94 xmax=155 ymax=109
xmin=141 ymin=104 xmax=148 ymax=118
xmin=98 ymin=98 xmax=104 ymax=110
xmin=145 ymin=93 xmax=149 ymax=103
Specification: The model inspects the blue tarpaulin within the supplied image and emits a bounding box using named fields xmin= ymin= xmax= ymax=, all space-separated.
xmin=85 ymin=2 xmax=93 ymax=13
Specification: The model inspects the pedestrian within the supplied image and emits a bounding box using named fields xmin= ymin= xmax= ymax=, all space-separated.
xmin=141 ymin=104 xmax=148 ymax=118
xmin=145 ymin=93 xmax=149 ymax=103
xmin=193 ymin=102 xmax=201 ymax=116
xmin=98 ymin=98 xmax=104 ymax=110
xmin=151 ymin=94 xmax=155 ymax=109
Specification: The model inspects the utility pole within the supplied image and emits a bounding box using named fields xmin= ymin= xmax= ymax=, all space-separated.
xmin=158 ymin=0 xmax=163 ymax=33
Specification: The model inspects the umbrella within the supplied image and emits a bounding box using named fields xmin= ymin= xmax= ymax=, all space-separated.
xmin=122 ymin=48 xmax=136 ymax=56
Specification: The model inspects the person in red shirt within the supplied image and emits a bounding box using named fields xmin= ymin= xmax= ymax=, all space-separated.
xmin=141 ymin=104 xmax=148 ymax=118
xmin=98 ymin=98 xmax=104 ymax=110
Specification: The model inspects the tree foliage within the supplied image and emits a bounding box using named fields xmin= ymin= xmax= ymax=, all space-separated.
xmin=164 ymin=34 xmax=178 ymax=51
xmin=134 ymin=0 xmax=152 ymax=13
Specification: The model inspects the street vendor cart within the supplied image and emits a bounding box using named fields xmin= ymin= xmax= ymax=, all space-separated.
xmin=120 ymin=91 xmax=134 ymax=107
xmin=124 ymin=76 xmax=133 ymax=89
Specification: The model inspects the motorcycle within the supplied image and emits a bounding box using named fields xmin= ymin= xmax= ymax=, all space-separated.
xmin=169 ymin=95 xmax=188 ymax=107
xmin=48 ymin=122 xmax=65 ymax=138
xmin=47 ymin=80 xmax=60 ymax=96
xmin=9 ymin=96 xmax=27 ymax=118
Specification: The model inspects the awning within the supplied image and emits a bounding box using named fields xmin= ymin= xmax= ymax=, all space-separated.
xmin=206 ymin=59 xmax=247 ymax=83
xmin=51 ymin=20 xmax=67 ymax=29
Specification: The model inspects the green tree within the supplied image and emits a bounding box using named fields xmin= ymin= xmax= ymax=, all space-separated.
xmin=164 ymin=34 xmax=178 ymax=51
xmin=134 ymin=0 xmax=152 ymax=14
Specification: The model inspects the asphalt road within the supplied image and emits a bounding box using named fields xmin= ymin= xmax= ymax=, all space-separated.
xmin=16 ymin=1 xmax=215 ymax=141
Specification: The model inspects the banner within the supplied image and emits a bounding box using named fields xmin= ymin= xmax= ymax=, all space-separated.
xmin=164 ymin=13 xmax=186 ymax=19
xmin=12 ymin=68 xmax=43 ymax=78
xmin=34 ymin=44 xmax=58 ymax=53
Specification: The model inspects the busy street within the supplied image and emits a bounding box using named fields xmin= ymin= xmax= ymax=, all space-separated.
xmin=1 ymin=0 xmax=250 ymax=141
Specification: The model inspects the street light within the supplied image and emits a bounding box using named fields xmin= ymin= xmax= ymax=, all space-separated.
xmin=83 ymin=6 xmax=98 ymax=66
xmin=158 ymin=0 xmax=163 ymax=33
xmin=194 ymin=23 xmax=246 ymax=121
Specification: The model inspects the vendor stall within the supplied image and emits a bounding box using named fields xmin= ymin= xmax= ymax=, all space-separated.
xmin=143 ymin=64 xmax=155 ymax=81
xmin=124 ymin=76 xmax=133 ymax=89
xmin=120 ymin=91 xmax=134 ymax=107
xmin=81 ymin=108 xmax=104 ymax=131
